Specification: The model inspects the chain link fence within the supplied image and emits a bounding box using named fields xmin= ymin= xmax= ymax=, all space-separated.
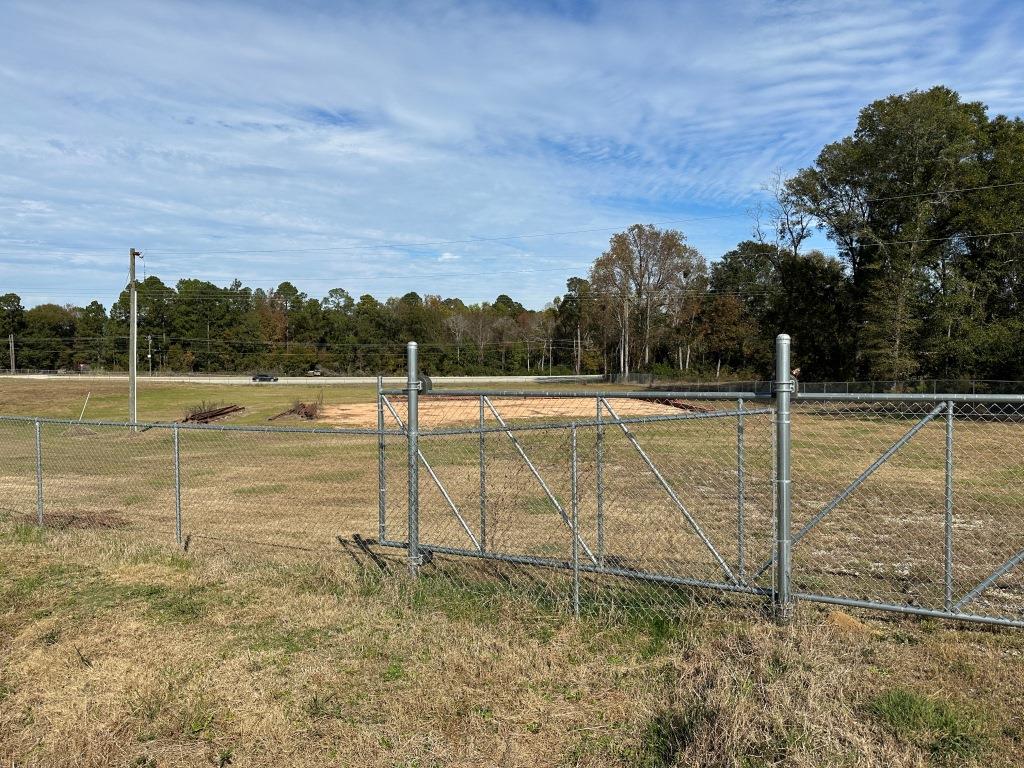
xmin=3 ymin=336 xmax=1024 ymax=629
xmin=785 ymin=397 xmax=1024 ymax=626
xmin=375 ymin=387 xmax=776 ymax=619
xmin=0 ymin=416 xmax=398 ymax=555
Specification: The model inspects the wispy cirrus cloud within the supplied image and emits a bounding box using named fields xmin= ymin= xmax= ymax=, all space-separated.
xmin=0 ymin=0 xmax=1021 ymax=308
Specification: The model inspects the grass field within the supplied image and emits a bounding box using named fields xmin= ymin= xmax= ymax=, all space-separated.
xmin=0 ymin=378 xmax=633 ymax=425
xmin=2 ymin=379 xmax=1024 ymax=764
xmin=3 ymin=524 xmax=1024 ymax=766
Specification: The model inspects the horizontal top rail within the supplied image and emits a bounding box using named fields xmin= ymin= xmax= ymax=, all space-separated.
xmin=0 ymin=414 xmax=401 ymax=436
xmin=382 ymin=388 xmax=769 ymax=400
xmin=380 ymin=387 xmax=1024 ymax=405
xmin=794 ymin=392 xmax=1024 ymax=404
xmin=417 ymin=406 xmax=774 ymax=436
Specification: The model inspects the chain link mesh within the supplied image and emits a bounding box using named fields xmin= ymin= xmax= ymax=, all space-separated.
xmin=4 ymin=391 xmax=1023 ymax=628
xmin=788 ymin=399 xmax=1024 ymax=625
xmin=386 ymin=393 xmax=776 ymax=620
xmin=0 ymin=417 xmax=390 ymax=556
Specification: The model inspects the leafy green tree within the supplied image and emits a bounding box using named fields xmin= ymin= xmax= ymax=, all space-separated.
xmin=787 ymin=86 xmax=1023 ymax=379
xmin=0 ymin=292 xmax=25 ymax=369
xmin=21 ymin=304 xmax=77 ymax=370
xmin=73 ymin=301 xmax=108 ymax=369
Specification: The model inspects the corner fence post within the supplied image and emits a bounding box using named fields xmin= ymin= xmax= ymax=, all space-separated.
xmin=173 ymin=423 xmax=182 ymax=547
xmin=406 ymin=341 xmax=421 ymax=576
xmin=596 ymin=397 xmax=605 ymax=567
xmin=944 ymin=400 xmax=954 ymax=612
xmin=34 ymin=418 xmax=43 ymax=525
xmin=773 ymin=334 xmax=795 ymax=621
xmin=377 ymin=375 xmax=386 ymax=541
xmin=570 ymin=423 xmax=580 ymax=617
xmin=737 ymin=397 xmax=746 ymax=580
xmin=479 ymin=395 xmax=486 ymax=553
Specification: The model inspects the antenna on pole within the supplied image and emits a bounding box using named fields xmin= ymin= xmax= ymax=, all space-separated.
xmin=129 ymin=248 xmax=142 ymax=430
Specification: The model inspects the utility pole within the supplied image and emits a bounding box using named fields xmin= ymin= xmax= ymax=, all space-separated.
xmin=576 ymin=323 xmax=581 ymax=375
xmin=147 ymin=335 xmax=153 ymax=376
xmin=129 ymin=248 xmax=141 ymax=430
xmin=8 ymin=333 xmax=14 ymax=374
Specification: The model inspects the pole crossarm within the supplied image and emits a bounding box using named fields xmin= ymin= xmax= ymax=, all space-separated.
xmin=600 ymin=397 xmax=736 ymax=583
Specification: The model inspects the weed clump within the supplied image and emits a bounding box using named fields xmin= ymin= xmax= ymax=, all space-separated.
xmin=868 ymin=688 xmax=988 ymax=762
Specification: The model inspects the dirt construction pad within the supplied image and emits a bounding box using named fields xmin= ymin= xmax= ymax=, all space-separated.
xmin=319 ymin=395 xmax=689 ymax=428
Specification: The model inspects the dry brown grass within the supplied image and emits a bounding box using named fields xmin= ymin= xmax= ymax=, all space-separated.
xmin=3 ymin=393 xmax=1024 ymax=765
xmin=2 ymin=524 xmax=1024 ymax=767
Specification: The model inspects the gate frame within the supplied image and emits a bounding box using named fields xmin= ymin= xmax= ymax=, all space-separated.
xmin=376 ymin=342 xmax=777 ymax=612
xmin=374 ymin=336 xmax=1024 ymax=629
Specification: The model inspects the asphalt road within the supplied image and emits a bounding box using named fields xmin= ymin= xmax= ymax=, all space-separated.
xmin=6 ymin=374 xmax=604 ymax=386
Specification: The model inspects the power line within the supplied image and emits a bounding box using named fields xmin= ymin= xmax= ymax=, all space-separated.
xmin=851 ymin=228 xmax=1024 ymax=249
xmin=2 ymin=264 xmax=596 ymax=298
xmin=7 ymin=282 xmax=784 ymax=302
xmin=6 ymin=226 xmax=1022 ymax=310
xmin=863 ymin=180 xmax=1024 ymax=204
xmin=0 ymin=212 xmax=747 ymax=259
xmin=10 ymin=335 xmax=588 ymax=350
xmin=138 ymin=213 xmax=748 ymax=255
xmin=4 ymin=180 xmax=1022 ymax=261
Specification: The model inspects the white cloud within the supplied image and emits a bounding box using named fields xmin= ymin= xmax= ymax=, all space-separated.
xmin=0 ymin=0 xmax=1021 ymax=308
xmin=438 ymin=252 xmax=459 ymax=262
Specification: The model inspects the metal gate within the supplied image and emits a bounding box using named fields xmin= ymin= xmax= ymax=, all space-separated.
xmin=375 ymin=337 xmax=1024 ymax=628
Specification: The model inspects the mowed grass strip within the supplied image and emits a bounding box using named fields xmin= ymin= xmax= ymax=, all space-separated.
xmin=2 ymin=522 xmax=1024 ymax=766
xmin=0 ymin=378 xmax=640 ymax=425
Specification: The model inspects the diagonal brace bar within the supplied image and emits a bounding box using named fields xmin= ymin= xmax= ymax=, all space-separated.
xmin=600 ymin=398 xmax=735 ymax=583
xmin=483 ymin=397 xmax=598 ymax=565
xmin=751 ymin=401 xmax=946 ymax=580
xmin=381 ymin=395 xmax=480 ymax=550
xmin=953 ymin=547 xmax=1024 ymax=612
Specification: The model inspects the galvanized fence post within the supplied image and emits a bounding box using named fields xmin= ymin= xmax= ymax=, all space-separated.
xmin=377 ymin=375 xmax=386 ymax=541
xmin=34 ymin=418 xmax=43 ymax=526
xmin=595 ymin=397 xmax=605 ymax=567
xmin=570 ymin=422 xmax=580 ymax=617
xmin=173 ymin=423 xmax=182 ymax=547
xmin=479 ymin=395 xmax=487 ymax=552
xmin=737 ymin=397 xmax=746 ymax=580
xmin=944 ymin=400 xmax=954 ymax=612
xmin=773 ymin=334 xmax=794 ymax=621
xmin=406 ymin=341 xmax=421 ymax=576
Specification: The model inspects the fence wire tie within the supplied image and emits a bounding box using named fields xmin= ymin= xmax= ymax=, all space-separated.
xmin=600 ymin=397 xmax=736 ymax=583
xmin=751 ymin=401 xmax=946 ymax=581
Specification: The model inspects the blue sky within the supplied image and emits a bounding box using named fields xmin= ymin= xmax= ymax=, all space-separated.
xmin=1 ymin=0 xmax=1023 ymax=310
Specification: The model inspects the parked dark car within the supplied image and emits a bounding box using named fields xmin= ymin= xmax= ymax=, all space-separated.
xmin=251 ymin=373 xmax=279 ymax=382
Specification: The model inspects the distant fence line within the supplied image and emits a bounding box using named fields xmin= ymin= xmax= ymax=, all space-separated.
xmin=610 ymin=374 xmax=1024 ymax=396
xmin=7 ymin=367 xmax=1024 ymax=397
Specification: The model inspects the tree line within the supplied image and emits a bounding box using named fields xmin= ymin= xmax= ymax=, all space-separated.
xmin=2 ymin=86 xmax=1022 ymax=381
